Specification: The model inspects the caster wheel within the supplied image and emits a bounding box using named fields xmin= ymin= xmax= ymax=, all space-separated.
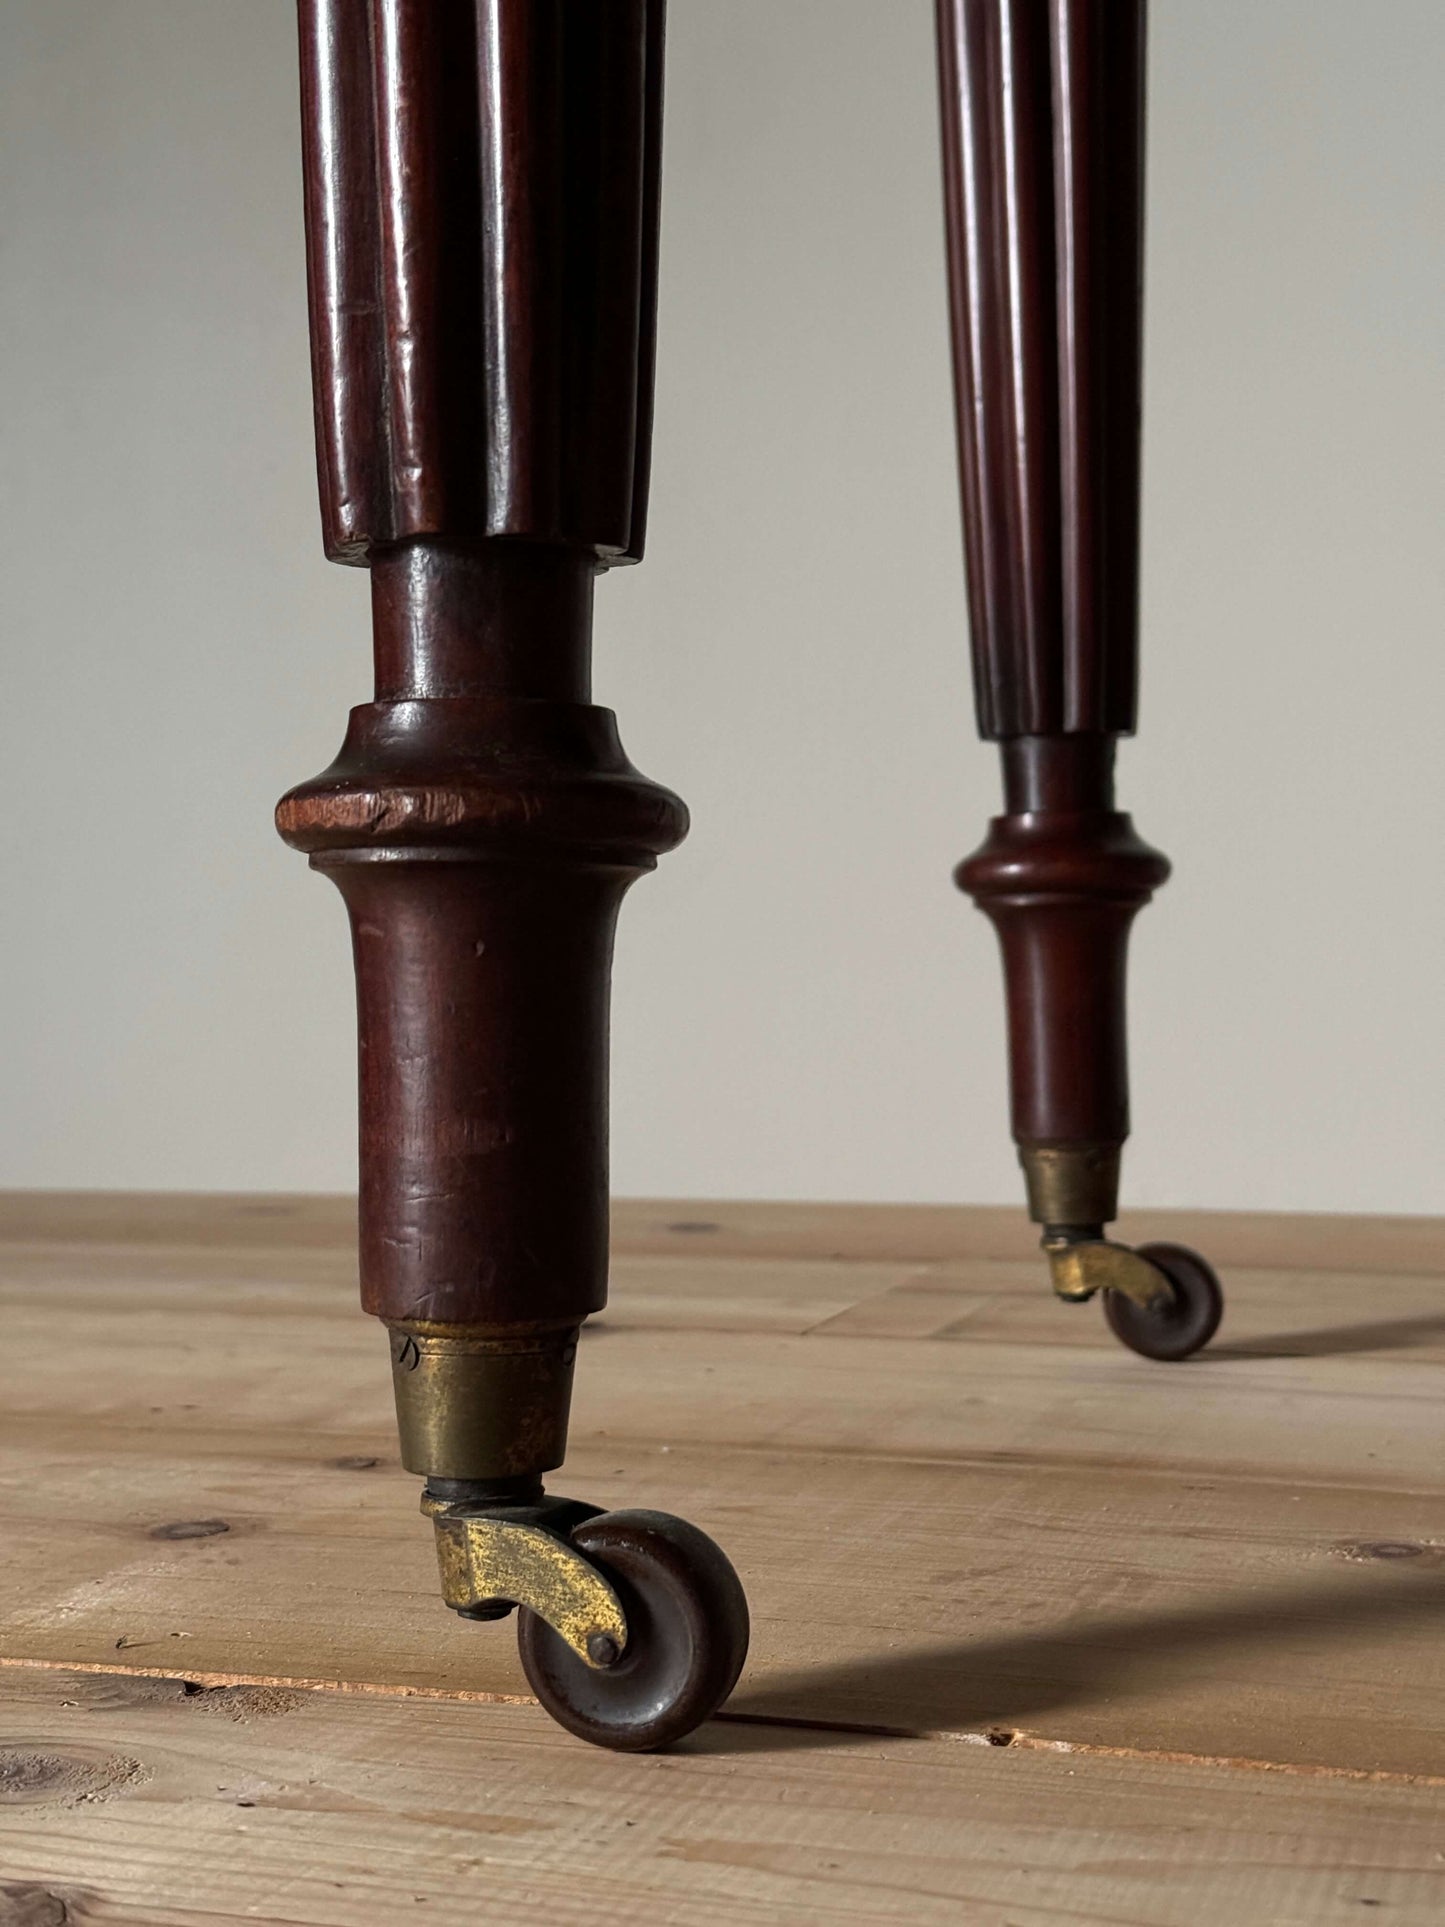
xmin=1102 ymin=1242 xmax=1223 ymax=1362
xmin=516 ymin=1508 xmax=749 ymax=1751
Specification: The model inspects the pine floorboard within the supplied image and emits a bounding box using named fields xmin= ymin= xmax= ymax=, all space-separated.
xmin=1 ymin=1195 xmax=1442 ymax=1923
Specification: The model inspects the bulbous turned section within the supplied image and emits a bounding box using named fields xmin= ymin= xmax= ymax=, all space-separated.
xmin=276 ymin=535 xmax=685 ymax=1479
xmin=278 ymin=679 xmax=685 ymax=1338
xmin=955 ymin=734 xmax=1168 ymax=1231
xmin=277 ymin=696 xmax=687 ymax=871
xmin=278 ymin=672 xmax=683 ymax=1478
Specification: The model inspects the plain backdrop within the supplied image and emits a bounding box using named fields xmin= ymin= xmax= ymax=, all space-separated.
xmin=2 ymin=0 xmax=1441 ymax=1213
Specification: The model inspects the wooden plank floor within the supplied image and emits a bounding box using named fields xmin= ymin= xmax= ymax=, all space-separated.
xmin=1 ymin=1196 xmax=1443 ymax=1924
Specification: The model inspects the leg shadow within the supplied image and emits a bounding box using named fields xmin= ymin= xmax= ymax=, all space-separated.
xmin=709 ymin=1556 xmax=1445 ymax=1754
xmin=1210 ymin=1310 xmax=1445 ymax=1361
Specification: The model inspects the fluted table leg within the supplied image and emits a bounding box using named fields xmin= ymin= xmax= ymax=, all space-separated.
xmin=276 ymin=0 xmax=747 ymax=1750
xmin=935 ymin=0 xmax=1223 ymax=1359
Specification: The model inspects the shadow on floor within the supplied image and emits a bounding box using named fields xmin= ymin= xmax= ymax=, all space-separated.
xmin=710 ymin=1555 xmax=1445 ymax=1755
xmin=1209 ymin=1310 xmax=1445 ymax=1360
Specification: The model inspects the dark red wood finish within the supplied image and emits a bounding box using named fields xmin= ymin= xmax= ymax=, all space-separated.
xmin=936 ymin=0 xmax=1160 ymax=1227
xmin=959 ymin=734 xmax=1167 ymax=1157
xmin=935 ymin=0 xmax=1144 ymax=739
xmin=297 ymin=0 xmax=662 ymax=565
xmin=278 ymin=0 xmax=676 ymax=1334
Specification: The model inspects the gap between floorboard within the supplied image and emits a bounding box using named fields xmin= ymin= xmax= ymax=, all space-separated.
xmin=4 ymin=1655 xmax=1442 ymax=1793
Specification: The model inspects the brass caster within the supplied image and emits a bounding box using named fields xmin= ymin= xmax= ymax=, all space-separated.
xmin=426 ymin=1493 xmax=749 ymax=1751
xmin=1044 ymin=1236 xmax=1224 ymax=1362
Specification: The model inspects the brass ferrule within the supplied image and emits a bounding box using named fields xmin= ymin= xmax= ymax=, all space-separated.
xmin=387 ymin=1322 xmax=579 ymax=1482
xmin=1018 ymin=1143 xmax=1122 ymax=1230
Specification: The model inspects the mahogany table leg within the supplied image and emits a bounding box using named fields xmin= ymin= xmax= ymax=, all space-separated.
xmin=934 ymin=0 xmax=1223 ymax=1358
xmin=276 ymin=0 xmax=747 ymax=1749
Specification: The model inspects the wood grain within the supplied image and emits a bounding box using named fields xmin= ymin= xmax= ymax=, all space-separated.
xmin=298 ymin=0 xmax=662 ymax=563
xmin=1 ymin=1192 xmax=1441 ymax=1273
xmin=4 ymin=1670 xmax=1442 ymax=1927
xmin=2 ymin=1205 xmax=1444 ymax=1800
xmin=2 ymin=1195 xmax=1443 ymax=1924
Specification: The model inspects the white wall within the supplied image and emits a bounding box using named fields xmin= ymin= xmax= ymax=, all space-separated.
xmin=2 ymin=0 xmax=1441 ymax=1213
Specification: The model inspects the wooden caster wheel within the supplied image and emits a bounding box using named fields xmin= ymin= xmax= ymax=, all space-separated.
xmin=1102 ymin=1242 xmax=1224 ymax=1362
xmin=516 ymin=1508 xmax=749 ymax=1752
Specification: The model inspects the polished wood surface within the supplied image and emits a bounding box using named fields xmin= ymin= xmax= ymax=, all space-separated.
xmin=935 ymin=0 xmax=1144 ymax=740
xmin=299 ymin=0 xmax=662 ymax=563
xmin=957 ymin=733 xmax=1166 ymax=1153
xmin=936 ymin=0 xmax=1166 ymax=1230
xmin=279 ymin=2 xmax=676 ymax=1339
xmin=277 ymin=670 xmax=685 ymax=1330
xmin=2 ymin=1198 xmax=1443 ymax=1920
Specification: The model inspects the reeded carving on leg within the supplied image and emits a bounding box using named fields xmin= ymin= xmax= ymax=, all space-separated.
xmin=935 ymin=0 xmax=1145 ymax=739
xmin=298 ymin=0 xmax=663 ymax=564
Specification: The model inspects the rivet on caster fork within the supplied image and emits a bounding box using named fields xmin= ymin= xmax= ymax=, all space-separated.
xmin=423 ymin=1491 xmax=627 ymax=1671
